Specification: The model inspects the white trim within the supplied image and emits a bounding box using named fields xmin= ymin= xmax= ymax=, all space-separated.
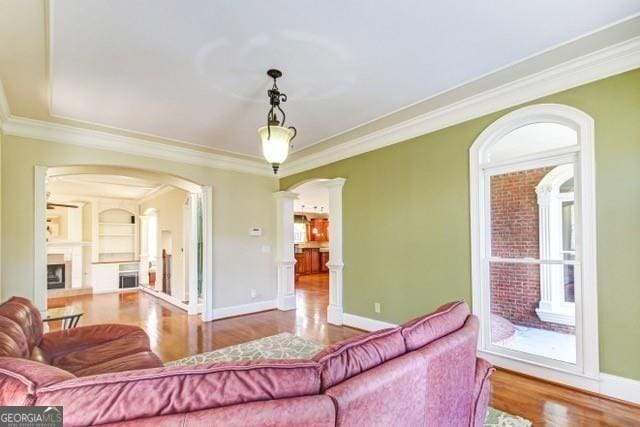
xmin=1 ymin=36 xmax=639 ymax=179
xmin=483 ymin=351 xmax=640 ymax=405
xmin=211 ymin=299 xmax=278 ymax=320
xmin=139 ymin=285 xmax=189 ymax=311
xmin=0 ymin=80 xmax=10 ymax=124
xmin=342 ymin=312 xmax=398 ymax=331
xmin=92 ymin=287 xmax=138 ymax=295
xmin=278 ymin=36 xmax=640 ymax=177
xmin=323 ymin=178 xmax=346 ymax=325
xmin=469 ymin=104 xmax=599 ymax=379
xmin=34 ymin=166 xmax=48 ymax=311
xmin=201 ymin=186 xmax=214 ymax=321
xmin=273 ymin=191 xmax=298 ymax=312
xmin=2 ymin=116 xmax=272 ymax=177
xmin=600 ymin=373 xmax=640 ymax=405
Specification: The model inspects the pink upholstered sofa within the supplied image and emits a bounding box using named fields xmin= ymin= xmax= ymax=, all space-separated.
xmin=0 ymin=299 xmax=493 ymax=426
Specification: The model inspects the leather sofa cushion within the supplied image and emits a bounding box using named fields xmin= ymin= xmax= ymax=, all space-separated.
xmin=100 ymin=395 xmax=337 ymax=427
xmin=0 ymin=297 xmax=43 ymax=351
xmin=72 ymin=351 xmax=163 ymax=377
xmin=45 ymin=327 xmax=153 ymax=374
xmin=400 ymin=300 xmax=470 ymax=351
xmin=35 ymin=360 xmax=322 ymax=426
xmin=0 ymin=357 xmax=75 ymax=406
xmin=313 ymin=327 xmax=406 ymax=390
xmin=0 ymin=317 xmax=29 ymax=358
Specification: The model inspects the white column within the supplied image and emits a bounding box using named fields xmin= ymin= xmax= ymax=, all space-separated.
xmin=139 ymin=215 xmax=149 ymax=285
xmin=273 ymin=191 xmax=298 ymax=311
xmin=535 ymin=184 xmax=564 ymax=314
xmin=186 ymin=193 xmax=199 ymax=315
xmin=324 ymin=178 xmax=346 ymax=325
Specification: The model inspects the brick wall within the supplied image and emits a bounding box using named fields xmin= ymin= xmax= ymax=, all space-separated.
xmin=490 ymin=167 xmax=575 ymax=335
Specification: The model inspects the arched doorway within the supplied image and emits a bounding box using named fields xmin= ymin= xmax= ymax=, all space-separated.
xmin=34 ymin=165 xmax=213 ymax=320
xmin=469 ymin=104 xmax=599 ymax=386
xmin=274 ymin=178 xmax=346 ymax=325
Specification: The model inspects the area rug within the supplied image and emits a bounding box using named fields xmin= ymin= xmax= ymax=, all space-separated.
xmin=167 ymin=333 xmax=532 ymax=427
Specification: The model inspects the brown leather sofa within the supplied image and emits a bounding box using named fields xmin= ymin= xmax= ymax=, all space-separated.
xmin=0 ymin=297 xmax=163 ymax=376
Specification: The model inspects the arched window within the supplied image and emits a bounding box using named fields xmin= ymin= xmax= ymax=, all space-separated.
xmin=470 ymin=104 xmax=598 ymax=380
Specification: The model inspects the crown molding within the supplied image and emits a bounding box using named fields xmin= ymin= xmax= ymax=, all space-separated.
xmin=278 ymin=36 xmax=640 ymax=177
xmin=1 ymin=115 xmax=273 ymax=177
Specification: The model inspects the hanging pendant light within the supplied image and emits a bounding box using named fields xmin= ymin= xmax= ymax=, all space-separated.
xmin=258 ymin=69 xmax=297 ymax=174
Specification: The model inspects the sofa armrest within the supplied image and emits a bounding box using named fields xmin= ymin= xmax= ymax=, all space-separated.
xmin=39 ymin=324 xmax=150 ymax=360
xmin=470 ymin=358 xmax=494 ymax=427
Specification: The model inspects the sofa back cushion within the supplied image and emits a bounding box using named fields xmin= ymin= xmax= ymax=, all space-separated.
xmin=0 ymin=297 xmax=43 ymax=351
xmin=400 ymin=300 xmax=470 ymax=351
xmin=0 ymin=357 xmax=75 ymax=406
xmin=34 ymin=360 xmax=322 ymax=426
xmin=0 ymin=317 xmax=29 ymax=358
xmin=313 ymin=327 xmax=406 ymax=390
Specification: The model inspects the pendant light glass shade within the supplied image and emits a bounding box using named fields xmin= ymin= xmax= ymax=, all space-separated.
xmin=258 ymin=125 xmax=294 ymax=171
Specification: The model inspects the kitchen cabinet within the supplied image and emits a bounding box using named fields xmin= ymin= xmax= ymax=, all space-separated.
xmin=320 ymin=251 xmax=329 ymax=273
xmin=307 ymin=218 xmax=329 ymax=242
xmin=295 ymin=248 xmax=328 ymax=276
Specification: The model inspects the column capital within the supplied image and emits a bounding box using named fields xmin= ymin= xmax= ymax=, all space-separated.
xmin=273 ymin=191 xmax=299 ymax=200
xmin=323 ymin=177 xmax=346 ymax=189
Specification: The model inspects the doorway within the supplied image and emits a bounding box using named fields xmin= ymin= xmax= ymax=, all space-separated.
xmin=34 ymin=165 xmax=213 ymax=321
xmin=275 ymin=177 xmax=345 ymax=325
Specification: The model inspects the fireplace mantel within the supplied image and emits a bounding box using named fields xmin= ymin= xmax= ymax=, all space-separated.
xmin=47 ymin=242 xmax=90 ymax=289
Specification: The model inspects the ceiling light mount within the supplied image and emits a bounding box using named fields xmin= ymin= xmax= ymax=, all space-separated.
xmin=258 ymin=68 xmax=297 ymax=174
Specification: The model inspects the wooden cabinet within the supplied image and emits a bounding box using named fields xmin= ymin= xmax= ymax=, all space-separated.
xmin=295 ymin=248 xmax=328 ymax=276
xmin=295 ymin=252 xmax=306 ymax=275
xmin=320 ymin=251 xmax=329 ymax=273
xmin=307 ymin=218 xmax=329 ymax=242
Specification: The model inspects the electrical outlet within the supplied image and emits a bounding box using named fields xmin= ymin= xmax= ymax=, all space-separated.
xmin=250 ymin=289 xmax=257 ymax=299
xmin=374 ymin=302 xmax=381 ymax=313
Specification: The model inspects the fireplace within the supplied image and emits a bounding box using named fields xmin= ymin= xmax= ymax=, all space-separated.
xmin=47 ymin=264 xmax=66 ymax=290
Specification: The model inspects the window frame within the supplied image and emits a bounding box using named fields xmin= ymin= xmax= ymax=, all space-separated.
xmin=469 ymin=104 xmax=599 ymax=380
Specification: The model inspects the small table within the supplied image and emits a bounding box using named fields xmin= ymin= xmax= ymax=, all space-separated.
xmin=44 ymin=306 xmax=84 ymax=329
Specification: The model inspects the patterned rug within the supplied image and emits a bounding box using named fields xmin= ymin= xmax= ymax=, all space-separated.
xmin=167 ymin=333 xmax=532 ymax=427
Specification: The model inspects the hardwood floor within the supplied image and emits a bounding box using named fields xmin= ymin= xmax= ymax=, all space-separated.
xmin=48 ymin=282 xmax=640 ymax=426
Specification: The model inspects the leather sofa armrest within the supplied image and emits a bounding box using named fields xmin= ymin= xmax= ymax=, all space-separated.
xmin=39 ymin=324 xmax=150 ymax=360
xmin=470 ymin=358 xmax=495 ymax=427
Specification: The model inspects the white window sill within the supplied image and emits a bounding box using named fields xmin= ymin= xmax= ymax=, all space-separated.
xmin=536 ymin=307 xmax=575 ymax=326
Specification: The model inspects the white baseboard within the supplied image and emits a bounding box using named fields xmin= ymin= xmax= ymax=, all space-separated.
xmin=92 ymin=287 xmax=138 ymax=295
xmin=480 ymin=350 xmax=640 ymax=406
xmin=342 ymin=312 xmax=398 ymax=331
xmin=277 ymin=294 xmax=296 ymax=311
xmin=212 ymin=299 xmax=277 ymax=320
xmin=600 ymin=373 xmax=640 ymax=405
xmin=138 ymin=286 xmax=188 ymax=311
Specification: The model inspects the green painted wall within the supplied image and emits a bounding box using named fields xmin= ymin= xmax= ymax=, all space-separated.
xmin=281 ymin=69 xmax=640 ymax=380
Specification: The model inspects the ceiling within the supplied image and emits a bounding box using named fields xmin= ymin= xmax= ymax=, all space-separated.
xmin=293 ymin=180 xmax=330 ymax=214
xmin=43 ymin=0 xmax=640 ymax=158
xmin=47 ymin=174 xmax=165 ymax=200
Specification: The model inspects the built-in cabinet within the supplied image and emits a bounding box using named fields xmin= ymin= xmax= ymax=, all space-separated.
xmin=295 ymin=248 xmax=329 ymax=275
xmin=90 ymin=199 xmax=140 ymax=293
xmin=307 ymin=218 xmax=329 ymax=242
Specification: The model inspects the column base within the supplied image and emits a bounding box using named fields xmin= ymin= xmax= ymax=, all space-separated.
xmin=327 ymin=304 xmax=343 ymax=325
xmin=278 ymin=294 xmax=297 ymax=311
